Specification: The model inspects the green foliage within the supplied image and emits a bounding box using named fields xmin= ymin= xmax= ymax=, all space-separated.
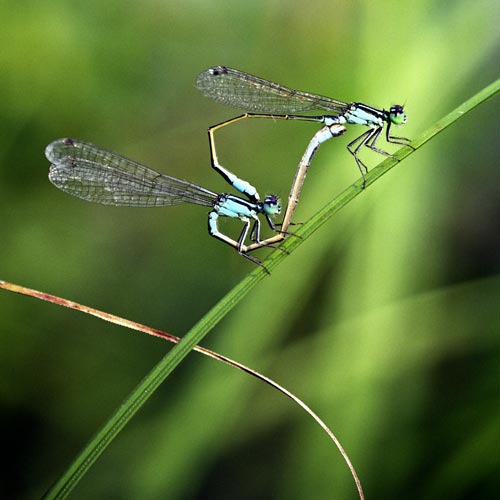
xmin=1 ymin=1 xmax=500 ymax=499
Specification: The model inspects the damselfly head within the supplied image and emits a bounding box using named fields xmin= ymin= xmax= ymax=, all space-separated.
xmin=262 ymin=194 xmax=281 ymax=216
xmin=389 ymin=105 xmax=407 ymax=125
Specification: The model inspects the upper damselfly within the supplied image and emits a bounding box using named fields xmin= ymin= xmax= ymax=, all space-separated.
xmin=196 ymin=66 xmax=412 ymax=187
xmin=45 ymin=138 xmax=282 ymax=269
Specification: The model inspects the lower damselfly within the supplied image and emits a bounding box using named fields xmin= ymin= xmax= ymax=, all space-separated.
xmin=45 ymin=138 xmax=282 ymax=269
xmin=196 ymin=66 xmax=412 ymax=187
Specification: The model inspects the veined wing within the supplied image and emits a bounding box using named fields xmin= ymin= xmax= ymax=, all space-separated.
xmin=196 ymin=66 xmax=349 ymax=115
xmin=46 ymin=139 xmax=216 ymax=208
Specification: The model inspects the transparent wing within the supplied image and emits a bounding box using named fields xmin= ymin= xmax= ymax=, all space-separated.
xmin=195 ymin=66 xmax=349 ymax=115
xmin=46 ymin=139 xmax=217 ymax=208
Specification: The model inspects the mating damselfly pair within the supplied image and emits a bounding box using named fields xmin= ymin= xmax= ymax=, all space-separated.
xmin=46 ymin=66 xmax=411 ymax=270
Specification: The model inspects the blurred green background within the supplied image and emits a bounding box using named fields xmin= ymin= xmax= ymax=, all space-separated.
xmin=1 ymin=1 xmax=499 ymax=499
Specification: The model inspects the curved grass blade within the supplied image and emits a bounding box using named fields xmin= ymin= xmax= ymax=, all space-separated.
xmin=0 ymin=280 xmax=364 ymax=499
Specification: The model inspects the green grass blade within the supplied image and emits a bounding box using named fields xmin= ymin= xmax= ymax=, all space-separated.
xmin=43 ymin=76 xmax=500 ymax=499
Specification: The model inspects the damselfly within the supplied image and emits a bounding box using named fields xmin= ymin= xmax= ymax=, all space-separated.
xmin=196 ymin=66 xmax=412 ymax=187
xmin=45 ymin=138 xmax=282 ymax=269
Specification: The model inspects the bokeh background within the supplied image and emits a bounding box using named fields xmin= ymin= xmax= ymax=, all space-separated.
xmin=1 ymin=1 xmax=499 ymax=499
